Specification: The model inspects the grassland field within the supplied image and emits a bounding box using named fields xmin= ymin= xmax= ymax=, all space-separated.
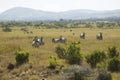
xmin=0 ymin=27 xmax=120 ymax=80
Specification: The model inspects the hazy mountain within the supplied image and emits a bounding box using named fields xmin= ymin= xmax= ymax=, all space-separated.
xmin=0 ymin=7 xmax=56 ymax=21
xmin=0 ymin=7 xmax=120 ymax=21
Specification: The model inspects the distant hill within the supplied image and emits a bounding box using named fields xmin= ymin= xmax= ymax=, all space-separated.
xmin=0 ymin=7 xmax=120 ymax=21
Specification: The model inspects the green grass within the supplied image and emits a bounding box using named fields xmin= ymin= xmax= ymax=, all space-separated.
xmin=0 ymin=27 xmax=120 ymax=80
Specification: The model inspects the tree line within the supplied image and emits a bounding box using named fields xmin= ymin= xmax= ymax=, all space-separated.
xmin=0 ymin=21 xmax=120 ymax=32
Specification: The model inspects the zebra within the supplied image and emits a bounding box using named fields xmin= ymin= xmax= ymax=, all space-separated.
xmin=32 ymin=36 xmax=44 ymax=48
xmin=96 ymin=32 xmax=103 ymax=40
xmin=52 ymin=38 xmax=60 ymax=43
xmin=52 ymin=36 xmax=66 ymax=43
xmin=80 ymin=32 xmax=85 ymax=39
xmin=32 ymin=41 xmax=40 ymax=48
xmin=59 ymin=36 xmax=67 ymax=43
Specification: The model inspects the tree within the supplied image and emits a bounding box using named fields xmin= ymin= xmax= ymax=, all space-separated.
xmin=96 ymin=22 xmax=104 ymax=28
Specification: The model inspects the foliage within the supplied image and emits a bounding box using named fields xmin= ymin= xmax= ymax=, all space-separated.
xmin=0 ymin=21 xmax=119 ymax=29
xmin=108 ymin=46 xmax=119 ymax=58
xmin=59 ymin=65 xmax=94 ymax=80
xmin=108 ymin=57 xmax=120 ymax=72
xmin=2 ymin=27 xmax=12 ymax=32
xmin=14 ymin=50 xmax=29 ymax=65
xmin=65 ymin=42 xmax=83 ymax=64
xmin=97 ymin=69 xmax=112 ymax=80
xmin=107 ymin=46 xmax=120 ymax=72
xmin=74 ymin=72 xmax=84 ymax=80
xmin=55 ymin=42 xmax=82 ymax=64
xmin=85 ymin=23 xmax=92 ymax=28
xmin=96 ymin=22 xmax=104 ymax=28
xmin=97 ymin=61 xmax=108 ymax=69
xmin=48 ymin=56 xmax=57 ymax=69
xmin=7 ymin=63 xmax=14 ymax=70
xmin=86 ymin=50 xmax=107 ymax=68
xmin=55 ymin=46 xmax=66 ymax=59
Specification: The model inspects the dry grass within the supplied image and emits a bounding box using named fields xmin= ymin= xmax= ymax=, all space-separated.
xmin=0 ymin=27 xmax=120 ymax=80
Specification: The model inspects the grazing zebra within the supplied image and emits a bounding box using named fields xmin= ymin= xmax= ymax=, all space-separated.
xmin=52 ymin=38 xmax=60 ymax=43
xmin=96 ymin=32 xmax=103 ymax=40
xmin=32 ymin=36 xmax=44 ymax=48
xmin=32 ymin=41 xmax=40 ymax=48
xmin=52 ymin=36 xmax=66 ymax=43
xmin=80 ymin=32 xmax=85 ymax=39
xmin=70 ymin=29 xmax=72 ymax=32
xmin=37 ymin=37 xmax=44 ymax=45
xmin=59 ymin=36 xmax=67 ymax=43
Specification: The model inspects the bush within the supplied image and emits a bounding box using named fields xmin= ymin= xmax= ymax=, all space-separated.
xmin=65 ymin=42 xmax=83 ymax=64
xmin=97 ymin=61 xmax=108 ymax=69
xmin=14 ymin=50 xmax=29 ymax=65
xmin=59 ymin=65 xmax=94 ymax=80
xmin=108 ymin=46 xmax=119 ymax=58
xmin=74 ymin=71 xmax=85 ymax=80
xmin=2 ymin=27 xmax=12 ymax=32
xmin=55 ymin=46 xmax=66 ymax=59
xmin=97 ymin=69 xmax=112 ymax=80
xmin=7 ymin=63 xmax=14 ymax=70
xmin=108 ymin=57 xmax=120 ymax=72
xmin=48 ymin=56 xmax=57 ymax=69
xmin=86 ymin=50 xmax=107 ymax=68
xmin=73 ymin=66 xmax=93 ymax=80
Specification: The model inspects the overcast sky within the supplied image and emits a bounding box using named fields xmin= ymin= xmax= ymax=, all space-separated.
xmin=0 ymin=0 xmax=120 ymax=13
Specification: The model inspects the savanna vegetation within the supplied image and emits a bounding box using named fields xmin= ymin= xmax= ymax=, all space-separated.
xmin=0 ymin=21 xmax=120 ymax=80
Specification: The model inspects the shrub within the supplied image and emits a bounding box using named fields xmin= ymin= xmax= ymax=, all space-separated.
xmin=74 ymin=71 xmax=85 ymax=80
xmin=48 ymin=56 xmax=57 ymax=69
xmin=7 ymin=63 xmax=14 ymax=70
xmin=97 ymin=69 xmax=112 ymax=80
xmin=55 ymin=46 xmax=66 ymax=59
xmin=2 ymin=27 xmax=12 ymax=32
xmin=59 ymin=65 xmax=94 ymax=80
xmin=86 ymin=50 xmax=107 ymax=68
xmin=108 ymin=57 xmax=120 ymax=72
xmin=73 ymin=66 xmax=93 ymax=80
xmin=97 ymin=61 xmax=108 ymax=69
xmin=14 ymin=50 xmax=29 ymax=65
xmin=65 ymin=42 xmax=83 ymax=64
xmin=108 ymin=46 xmax=119 ymax=58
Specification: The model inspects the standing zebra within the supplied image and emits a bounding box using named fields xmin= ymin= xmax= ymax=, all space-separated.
xmin=96 ymin=32 xmax=103 ymax=40
xmin=80 ymin=32 xmax=85 ymax=39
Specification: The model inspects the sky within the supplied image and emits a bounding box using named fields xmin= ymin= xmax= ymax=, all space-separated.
xmin=0 ymin=0 xmax=120 ymax=13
